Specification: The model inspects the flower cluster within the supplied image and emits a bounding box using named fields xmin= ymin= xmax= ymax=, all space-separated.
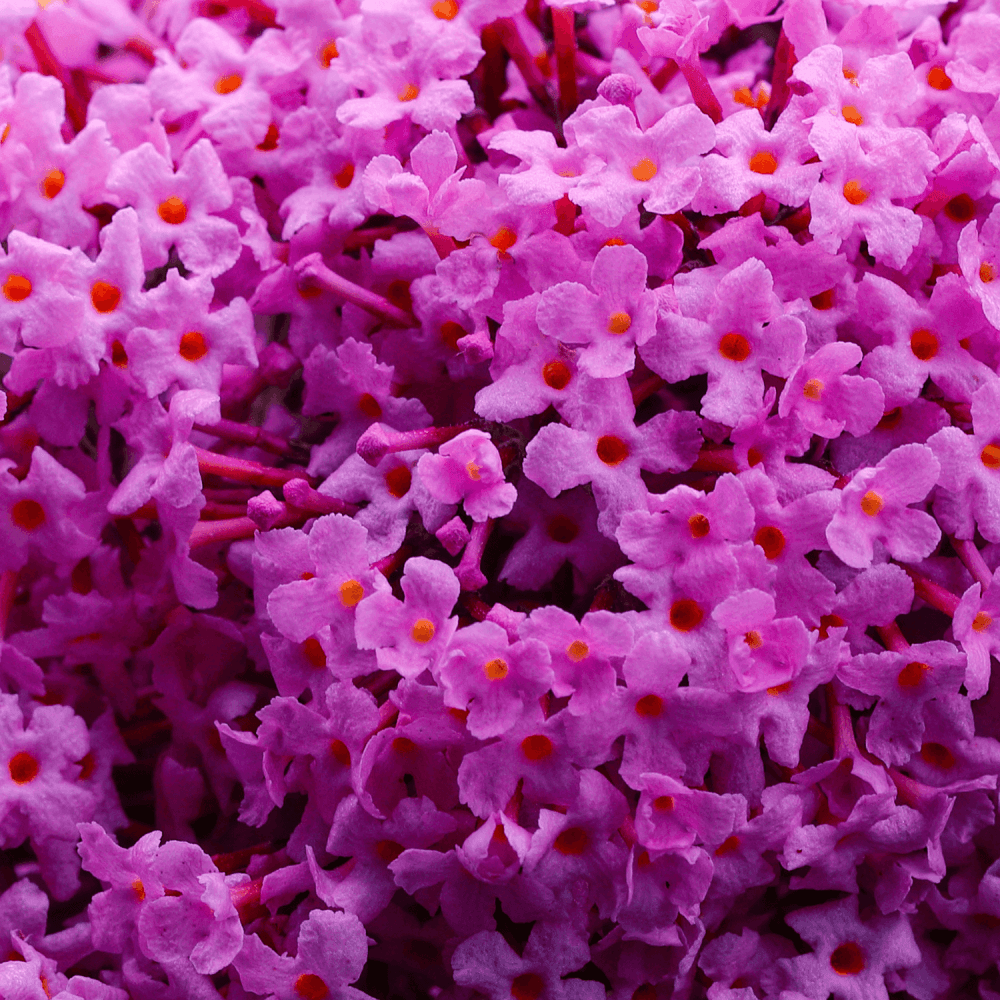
xmin=2 ymin=1 xmax=1000 ymax=999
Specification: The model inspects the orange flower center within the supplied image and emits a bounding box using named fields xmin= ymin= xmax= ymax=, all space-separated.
xmin=829 ymin=942 xmax=865 ymax=976
xmin=411 ymin=619 xmax=435 ymax=643
xmin=910 ymin=328 xmax=938 ymax=361
xmin=841 ymin=105 xmax=863 ymax=126
xmin=860 ymin=490 xmax=883 ymax=516
xmin=319 ymin=40 xmax=339 ymax=67
xmin=491 ymin=226 xmax=517 ymax=252
xmin=596 ymin=435 xmax=629 ymax=466
xmin=631 ymin=158 xmax=657 ymax=182
xmin=339 ymin=579 xmax=364 ymax=607
xmin=179 ymin=331 xmax=208 ymax=361
xmin=897 ymin=661 xmax=929 ymax=687
xmin=294 ymin=973 xmax=330 ymax=1000
xmin=810 ymin=288 xmax=835 ymax=310
xmin=748 ymin=151 xmax=778 ymax=175
xmin=981 ymin=444 xmax=1000 ymax=469
xmin=334 ymin=162 xmax=355 ymax=189
xmin=553 ymin=826 xmax=589 ymax=855
xmin=607 ymin=311 xmax=632 ymax=335
xmin=3 ymin=274 xmax=31 ymax=301
xmin=542 ymin=359 xmax=572 ymax=390
xmin=803 ymin=378 xmax=823 ymax=400
xmin=484 ymin=658 xmax=508 ymax=681
xmin=214 ymin=74 xmax=243 ymax=95
xmin=719 ymin=332 xmax=751 ymax=361
xmin=669 ymin=599 xmax=703 ymax=632
xmin=511 ymin=973 xmax=545 ymax=1000
xmin=432 ymin=0 xmax=459 ymax=17
xmin=634 ymin=694 xmax=663 ymax=717
xmin=981 ymin=262 xmax=996 ymax=283
xmin=566 ymin=640 xmax=589 ymax=662
xmin=927 ymin=66 xmax=952 ymax=90
xmin=91 ymin=281 xmax=121 ymax=313
xmin=754 ymin=525 xmax=785 ymax=559
xmin=398 ymin=84 xmax=420 ymax=102
xmin=547 ymin=515 xmax=578 ymax=543
xmin=688 ymin=513 xmax=710 ymax=538
xmin=41 ymin=168 xmax=65 ymax=199
xmin=8 ymin=751 xmax=39 ymax=784
xmin=158 ymin=196 xmax=187 ymax=225
xmin=843 ymin=180 xmax=869 ymax=205
xmin=743 ymin=630 xmax=763 ymax=649
xmin=973 ymin=611 xmax=992 ymax=632
xmin=385 ymin=465 xmax=412 ymax=498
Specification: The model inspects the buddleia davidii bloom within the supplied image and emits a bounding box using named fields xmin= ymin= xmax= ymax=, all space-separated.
xmin=233 ymin=908 xmax=373 ymax=1000
xmin=839 ymin=641 xmax=967 ymax=764
xmin=825 ymin=443 xmax=941 ymax=570
xmin=264 ymin=514 xmax=390 ymax=645
xmin=126 ymin=269 xmax=256 ymax=398
xmin=641 ymin=258 xmax=807 ymax=427
xmin=928 ymin=379 xmax=1000 ymax=543
xmin=453 ymin=921 xmax=603 ymax=1000
xmin=311 ymin=794 xmax=456 ymax=924
xmin=302 ymin=338 xmax=431 ymax=477
xmin=0 ymin=696 xmax=94 ymax=899
xmin=334 ymin=22 xmax=475 ymax=132
xmin=105 ymin=139 xmax=242 ymax=278
xmin=952 ymin=568 xmax=1000 ymax=700
xmin=499 ymin=483 xmax=622 ymax=594
xmin=566 ymin=103 xmax=716 ymax=226
xmin=535 ymin=243 xmax=658 ymax=379
xmin=437 ymin=620 xmax=553 ymax=739
xmin=354 ymin=556 xmax=460 ymax=679
xmin=692 ymin=108 xmax=822 ymax=215
xmin=0 ymin=447 xmax=96 ymax=574
xmin=807 ymin=115 xmax=937 ymax=269
xmin=523 ymin=376 xmax=702 ymax=537
xmin=417 ymin=430 xmax=517 ymax=522
xmin=858 ymin=273 xmax=993 ymax=408
xmin=770 ymin=898 xmax=921 ymax=1000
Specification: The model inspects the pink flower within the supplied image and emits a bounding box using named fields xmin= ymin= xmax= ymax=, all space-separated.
xmin=535 ymin=244 xmax=658 ymax=378
xmin=438 ymin=621 xmax=553 ymax=738
xmin=417 ymin=429 xmax=517 ymax=522
xmin=825 ymin=443 xmax=941 ymax=569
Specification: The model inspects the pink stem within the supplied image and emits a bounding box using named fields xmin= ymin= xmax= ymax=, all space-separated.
xmin=903 ymin=566 xmax=961 ymax=616
xmin=828 ymin=690 xmax=857 ymax=758
xmin=877 ymin=621 xmax=910 ymax=652
xmin=194 ymin=446 xmax=315 ymax=489
xmin=953 ymin=537 xmax=993 ymax=591
xmin=195 ymin=418 xmax=292 ymax=455
xmin=24 ymin=22 xmax=88 ymax=133
xmin=551 ymin=7 xmax=578 ymax=118
xmin=493 ymin=17 xmax=551 ymax=108
xmin=189 ymin=516 xmax=260 ymax=549
xmin=283 ymin=479 xmax=359 ymax=516
xmin=679 ymin=57 xmax=723 ymax=124
xmin=457 ymin=520 xmax=492 ymax=591
xmin=887 ymin=768 xmax=937 ymax=809
xmin=356 ymin=422 xmax=469 ymax=466
xmin=294 ymin=253 xmax=415 ymax=327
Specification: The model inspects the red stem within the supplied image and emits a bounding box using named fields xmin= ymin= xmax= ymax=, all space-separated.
xmin=764 ymin=29 xmax=795 ymax=129
xmin=903 ymin=566 xmax=961 ymax=616
xmin=551 ymin=8 xmax=578 ymax=119
xmin=679 ymin=58 xmax=723 ymax=124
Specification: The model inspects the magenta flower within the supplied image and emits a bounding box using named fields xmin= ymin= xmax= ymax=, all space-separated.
xmin=105 ymin=139 xmax=242 ymax=277
xmin=535 ymin=244 xmax=658 ymax=378
xmin=417 ymin=429 xmax=516 ymax=522
xmin=233 ymin=908 xmax=371 ymax=1000
xmin=712 ymin=588 xmax=813 ymax=693
xmin=825 ymin=443 xmax=942 ymax=569
xmin=354 ymin=555 xmax=460 ymax=678
xmin=437 ymin=621 xmax=553 ymax=738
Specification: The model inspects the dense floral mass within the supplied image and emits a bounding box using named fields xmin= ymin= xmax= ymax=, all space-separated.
xmin=4 ymin=0 xmax=1000 ymax=997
